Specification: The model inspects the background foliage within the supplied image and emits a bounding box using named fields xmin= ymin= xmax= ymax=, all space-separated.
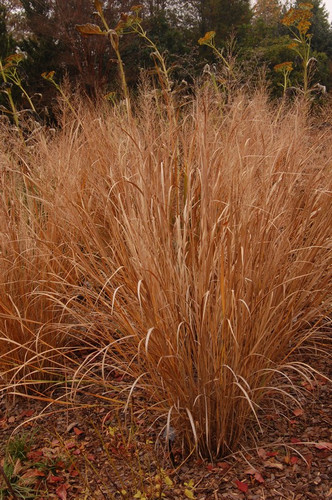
xmin=0 ymin=0 xmax=332 ymax=115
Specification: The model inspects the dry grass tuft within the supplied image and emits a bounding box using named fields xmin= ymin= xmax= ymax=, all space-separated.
xmin=0 ymin=89 xmax=331 ymax=457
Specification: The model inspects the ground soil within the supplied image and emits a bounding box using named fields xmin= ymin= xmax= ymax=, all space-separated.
xmin=0 ymin=352 xmax=331 ymax=500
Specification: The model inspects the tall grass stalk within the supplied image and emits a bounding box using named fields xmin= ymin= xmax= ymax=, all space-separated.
xmin=0 ymin=136 xmax=79 ymax=390
xmin=0 ymin=88 xmax=331 ymax=458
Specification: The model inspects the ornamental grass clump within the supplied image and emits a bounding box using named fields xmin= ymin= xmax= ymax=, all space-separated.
xmin=0 ymin=126 xmax=78 ymax=392
xmin=0 ymin=87 xmax=331 ymax=458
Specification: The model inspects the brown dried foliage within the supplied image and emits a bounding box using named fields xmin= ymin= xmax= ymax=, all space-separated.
xmin=0 ymin=89 xmax=331 ymax=457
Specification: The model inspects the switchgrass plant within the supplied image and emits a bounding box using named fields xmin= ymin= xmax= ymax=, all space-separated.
xmin=0 ymin=125 xmax=81 ymax=392
xmin=0 ymin=86 xmax=331 ymax=459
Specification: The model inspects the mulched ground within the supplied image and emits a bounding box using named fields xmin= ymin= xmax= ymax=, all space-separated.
xmin=0 ymin=354 xmax=331 ymax=500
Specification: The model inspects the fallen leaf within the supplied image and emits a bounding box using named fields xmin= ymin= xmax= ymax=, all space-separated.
xmin=245 ymin=468 xmax=264 ymax=484
xmin=48 ymin=475 xmax=64 ymax=483
xmin=217 ymin=462 xmax=230 ymax=472
xmin=8 ymin=416 xmax=15 ymax=423
xmin=164 ymin=475 xmax=173 ymax=487
xmin=290 ymin=437 xmax=300 ymax=444
xmin=254 ymin=472 xmax=264 ymax=483
xmin=317 ymin=450 xmax=330 ymax=459
xmin=264 ymin=460 xmax=284 ymax=470
xmin=27 ymin=450 xmax=44 ymax=460
xmin=56 ymin=483 xmax=69 ymax=500
xmin=20 ymin=409 xmax=34 ymax=418
xmin=73 ymin=427 xmax=84 ymax=436
xmin=290 ymin=456 xmax=299 ymax=464
xmin=184 ymin=489 xmax=195 ymax=499
xmin=66 ymin=422 xmax=78 ymax=433
xmin=266 ymin=413 xmax=278 ymax=421
xmin=293 ymin=408 xmax=304 ymax=417
xmin=0 ymin=418 xmax=7 ymax=429
xmin=315 ymin=442 xmax=332 ymax=450
xmin=21 ymin=469 xmax=45 ymax=479
xmin=303 ymin=453 xmax=313 ymax=469
xmin=55 ymin=459 xmax=66 ymax=469
xmin=266 ymin=450 xmax=278 ymax=457
xmin=42 ymin=446 xmax=58 ymax=458
xmin=257 ymin=448 xmax=267 ymax=459
xmin=244 ymin=468 xmax=256 ymax=475
xmin=64 ymin=440 xmax=76 ymax=450
xmin=235 ymin=480 xmax=249 ymax=493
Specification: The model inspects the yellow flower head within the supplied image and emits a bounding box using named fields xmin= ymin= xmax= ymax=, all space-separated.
xmin=282 ymin=8 xmax=298 ymax=26
xmin=282 ymin=3 xmax=313 ymax=34
xmin=274 ymin=61 xmax=294 ymax=73
xmin=131 ymin=4 xmax=143 ymax=12
xmin=5 ymin=53 xmax=24 ymax=65
xmin=297 ymin=19 xmax=311 ymax=34
xmin=41 ymin=70 xmax=56 ymax=80
xmin=298 ymin=3 xmax=314 ymax=11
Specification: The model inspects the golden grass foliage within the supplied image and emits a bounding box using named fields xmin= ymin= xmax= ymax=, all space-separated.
xmin=0 ymin=89 xmax=331 ymax=457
